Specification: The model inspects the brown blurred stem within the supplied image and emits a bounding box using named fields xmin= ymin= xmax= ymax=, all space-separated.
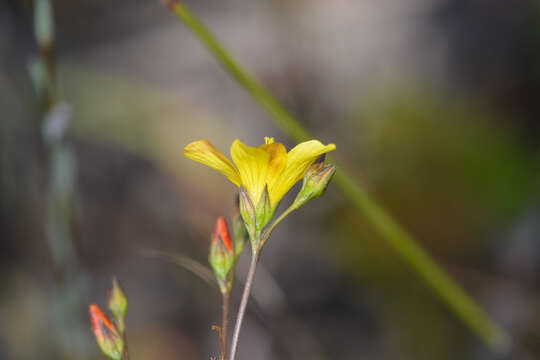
xmin=121 ymin=343 xmax=130 ymax=360
xmin=121 ymin=331 xmax=130 ymax=360
xmin=221 ymin=291 xmax=231 ymax=360
xmin=229 ymin=250 xmax=260 ymax=360
xmin=40 ymin=43 xmax=58 ymax=110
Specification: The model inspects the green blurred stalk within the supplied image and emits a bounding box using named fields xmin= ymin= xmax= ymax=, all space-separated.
xmin=167 ymin=1 xmax=510 ymax=353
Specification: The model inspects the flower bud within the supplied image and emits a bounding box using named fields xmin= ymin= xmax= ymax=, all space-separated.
xmin=215 ymin=216 xmax=234 ymax=253
xmin=89 ymin=304 xmax=124 ymax=360
xmin=108 ymin=278 xmax=127 ymax=333
xmin=209 ymin=217 xmax=235 ymax=292
xmin=293 ymin=162 xmax=336 ymax=208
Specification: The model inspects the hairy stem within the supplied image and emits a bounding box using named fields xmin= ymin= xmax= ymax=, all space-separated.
xmin=229 ymin=250 xmax=260 ymax=360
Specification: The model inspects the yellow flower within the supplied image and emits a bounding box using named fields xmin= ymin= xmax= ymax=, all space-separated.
xmin=184 ymin=137 xmax=336 ymax=208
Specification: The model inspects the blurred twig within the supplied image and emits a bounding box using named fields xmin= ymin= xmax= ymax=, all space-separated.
xmin=163 ymin=1 xmax=510 ymax=353
xmin=31 ymin=1 xmax=92 ymax=358
xmin=141 ymin=248 xmax=217 ymax=287
xmin=33 ymin=0 xmax=79 ymax=273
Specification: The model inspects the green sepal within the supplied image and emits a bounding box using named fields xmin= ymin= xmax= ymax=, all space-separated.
xmin=238 ymin=186 xmax=256 ymax=237
xmin=209 ymin=235 xmax=235 ymax=293
xmin=232 ymin=211 xmax=248 ymax=256
xmin=255 ymin=185 xmax=274 ymax=233
xmin=108 ymin=278 xmax=127 ymax=334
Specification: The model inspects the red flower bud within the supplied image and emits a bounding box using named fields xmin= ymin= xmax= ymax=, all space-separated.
xmin=210 ymin=217 xmax=236 ymax=292
xmin=213 ymin=216 xmax=233 ymax=253
xmin=89 ymin=304 xmax=123 ymax=359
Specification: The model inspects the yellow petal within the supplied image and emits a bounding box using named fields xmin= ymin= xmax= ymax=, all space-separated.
xmin=259 ymin=142 xmax=287 ymax=205
xmin=231 ymin=139 xmax=270 ymax=204
xmin=270 ymin=140 xmax=336 ymax=203
xmin=184 ymin=140 xmax=241 ymax=186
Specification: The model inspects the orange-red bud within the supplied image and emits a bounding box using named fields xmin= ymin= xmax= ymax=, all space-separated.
xmin=90 ymin=304 xmax=117 ymax=339
xmin=213 ymin=216 xmax=233 ymax=253
xmin=89 ymin=304 xmax=123 ymax=359
xmin=210 ymin=217 xmax=236 ymax=293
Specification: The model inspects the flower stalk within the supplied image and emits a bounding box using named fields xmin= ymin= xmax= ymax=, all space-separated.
xmin=229 ymin=248 xmax=260 ymax=360
xmin=220 ymin=291 xmax=231 ymax=360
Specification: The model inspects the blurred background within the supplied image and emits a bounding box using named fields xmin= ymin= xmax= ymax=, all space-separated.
xmin=1 ymin=0 xmax=540 ymax=359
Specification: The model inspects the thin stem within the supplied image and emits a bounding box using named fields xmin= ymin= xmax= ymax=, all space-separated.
xmin=229 ymin=250 xmax=260 ymax=360
xmin=41 ymin=43 xmax=58 ymax=110
xmin=121 ymin=331 xmax=130 ymax=360
xmin=221 ymin=291 xmax=231 ymax=360
xmin=164 ymin=1 xmax=510 ymax=353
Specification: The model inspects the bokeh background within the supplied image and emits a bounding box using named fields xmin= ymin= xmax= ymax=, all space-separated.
xmin=2 ymin=0 xmax=540 ymax=359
